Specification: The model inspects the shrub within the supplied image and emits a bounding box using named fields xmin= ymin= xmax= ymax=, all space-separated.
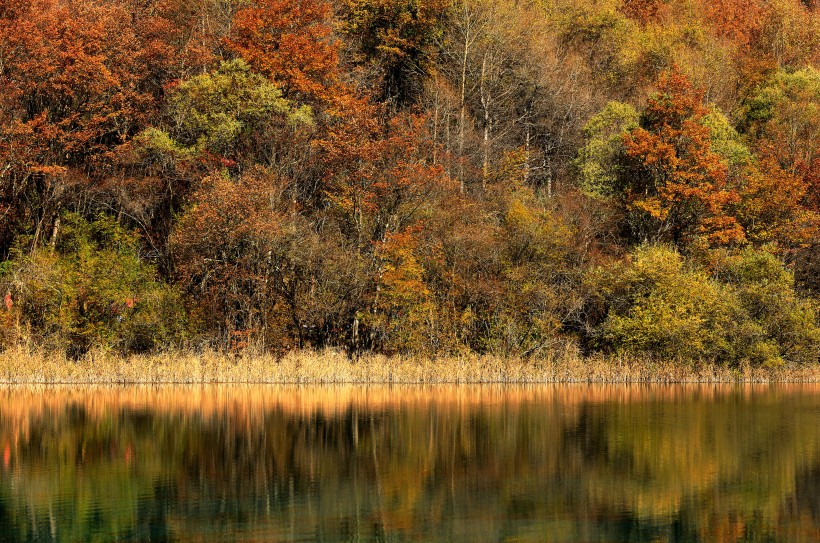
xmin=590 ymin=245 xmax=820 ymax=365
xmin=714 ymin=248 xmax=820 ymax=365
xmin=591 ymin=245 xmax=734 ymax=361
xmin=0 ymin=214 xmax=187 ymax=357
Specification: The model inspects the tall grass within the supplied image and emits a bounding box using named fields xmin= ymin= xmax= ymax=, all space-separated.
xmin=0 ymin=345 xmax=818 ymax=384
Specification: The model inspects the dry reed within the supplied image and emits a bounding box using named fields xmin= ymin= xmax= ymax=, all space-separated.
xmin=0 ymin=344 xmax=819 ymax=384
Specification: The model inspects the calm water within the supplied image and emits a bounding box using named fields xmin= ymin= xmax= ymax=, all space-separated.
xmin=1 ymin=384 xmax=820 ymax=542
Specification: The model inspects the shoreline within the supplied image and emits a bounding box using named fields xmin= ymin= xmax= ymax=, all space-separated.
xmin=1 ymin=347 xmax=819 ymax=384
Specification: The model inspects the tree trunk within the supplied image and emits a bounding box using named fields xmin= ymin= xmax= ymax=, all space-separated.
xmin=480 ymin=53 xmax=490 ymax=188
xmin=459 ymin=24 xmax=469 ymax=194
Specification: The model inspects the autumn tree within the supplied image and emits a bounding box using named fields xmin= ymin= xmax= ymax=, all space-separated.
xmin=698 ymin=0 xmax=763 ymax=47
xmin=589 ymin=244 xmax=819 ymax=365
xmin=226 ymin=0 xmax=340 ymax=103
xmin=170 ymin=168 xmax=368 ymax=350
xmin=139 ymin=59 xmax=313 ymax=167
xmin=619 ymin=0 xmax=665 ymax=25
xmin=0 ymin=0 xmax=157 ymax=255
xmin=316 ymin=111 xmax=456 ymax=351
xmin=369 ymin=228 xmax=435 ymax=352
xmin=746 ymin=0 xmax=820 ymax=72
xmin=739 ymin=67 xmax=820 ymax=287
xmin=130 ymin=0 xmax=232 ymax=83
xmin=319 ymin=113 xmax=451 ymax=248
xmin=338 ymin=0 xmax=449 ymax=105
xmin=741 ymin=68 xmax=820 ymax=180
xmin=431 ymin=0 xmax=603 ymax=194
xmin=735 ymin=158 xmax=818 ymax=251
xmin=574 ymin=101 xmax=639 ymax=197
xmin=619 ymin=69 xmax=744 ymax=248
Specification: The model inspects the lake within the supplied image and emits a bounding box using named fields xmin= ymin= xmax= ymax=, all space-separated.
xmin=1 ymin=384 xmax=819 ymax=542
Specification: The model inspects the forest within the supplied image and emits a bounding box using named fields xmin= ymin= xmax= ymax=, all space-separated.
xmin=0 ymin=0 xmax=818 ymax=367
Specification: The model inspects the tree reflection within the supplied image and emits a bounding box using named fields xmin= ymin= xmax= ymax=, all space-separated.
xmin=1 ymin=385 xmax=819 ymax=542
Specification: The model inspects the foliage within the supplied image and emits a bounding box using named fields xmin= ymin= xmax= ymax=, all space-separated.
xmin=0 ymin=0 xmax=152 ymax=256
xmin=339 ymin=0 xmax=449 ymax=103
xmin=370 ymin=228 xmax=435 ymax=352
xmin=620 ymin=69 xmax=744 ymax=247
xmin=139 ymin=59 xmax=312 ymax=163
xmin=714 ymin=248 xmax=820 ymax=365
xmin=619 ymin=0 xmax=665 ymax=26
xmin=735 ymin=68 xmax=820 ymax=258
xmin=170 ymin=169 xmax=291 ymax=347
xmin=0 ymin=214 xmax=186 ymax=356
xmin=591 ymin=244 xmax=819 ymax=365
xmin=575 ymin=101 xmax=639 ymax=197
xmin=701 ymin=106 xmax=753 ymax=171
xmin=226 ymin=0 xmax=340 ymax=102
xmin=0 ymin=0 xmax=817 ymax=364
xmin=170 ymin=168 xmax=369 ymax=351
xmin=741 ymin=67 xmax=820 ymax=178
xmin=591 ymin=244 xmax=734 ymax=361
xmin=735 ymin=158 xmax=819 ymax=249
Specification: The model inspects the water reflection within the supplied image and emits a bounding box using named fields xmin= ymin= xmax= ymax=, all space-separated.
xmin=1 ymin=384 xmax=820 ymax=542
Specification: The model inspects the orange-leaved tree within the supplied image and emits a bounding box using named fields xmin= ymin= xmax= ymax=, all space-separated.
xmin=619 ymin=0 xmax=665 ymax=25
xmin=620 ymin=69 xmax=744 ymax=248
xmin=226 ymin=0 xmax=340 ymax=103
xmin=698 ymin=0 xmax=763 ymax=48
xmin=369 ymin=227 xmax=435 ymax=353
xmin=0 ymin=0 xmax=158 ymax=254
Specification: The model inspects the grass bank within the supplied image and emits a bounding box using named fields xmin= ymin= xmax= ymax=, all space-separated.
xmin=1 ymin=345 xmax=819 ymax=384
